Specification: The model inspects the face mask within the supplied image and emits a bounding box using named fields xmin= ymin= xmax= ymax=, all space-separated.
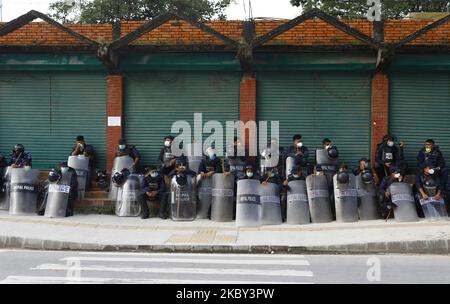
xmin=293 ymin=174 xmax=300 ymax=178
xmin=209 ymin=154 xmax=216 ymax=160
xmin=119 ymin=145 xmax=126 ymax=150
xmin=387 ymin=141 xmax=394 ymax=147
xmin=316 ymin=172 xmax=322 ymax=176
xmin=394 ymin=173 xmax=401 ymax=179
xmin=425 ymin=147 xmax=432 ymax=153
xmin=246 ymin=172 xmax=254 ymax=178
xmin=164 ymin=141 xmax=171 ymax=147
xmin=325 ymin=145 xmax=331 ymax=150
xmin=61 ymin=167 xmax=69 ymax=174
xmin=150 ymin=172 xmax=158 ymax=178
xmin=24 ymin=166 xmax=31 ymax=171
xmin=428 ymin=169 xmax=435 ymax=175
xmin=297 ymin=142 xmax=303 ymax=148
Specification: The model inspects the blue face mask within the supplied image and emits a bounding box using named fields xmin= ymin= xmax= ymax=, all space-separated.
xmin=209 ymin=154 xmax=216 ymax=160
xmin=119 ymin=145 xmax=126 ymax=150
xmin=61 ymin=167 xmax=69 ymax=174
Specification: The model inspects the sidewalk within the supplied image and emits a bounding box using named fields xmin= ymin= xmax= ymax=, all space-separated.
xmin=0 ymin=211 xmax=449 ymax=254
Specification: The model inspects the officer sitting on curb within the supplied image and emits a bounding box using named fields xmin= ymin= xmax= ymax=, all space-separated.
xmin=138 ymin=166 xmax=167 ymax=220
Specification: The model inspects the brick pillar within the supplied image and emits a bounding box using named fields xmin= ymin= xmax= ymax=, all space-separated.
xmin=371 ymin=71 xmax=389 ymax=162
xmin=240 ymin=73 xmax=257 ymax=162
xmin=106 ymin=75 xmax=123 ymax=173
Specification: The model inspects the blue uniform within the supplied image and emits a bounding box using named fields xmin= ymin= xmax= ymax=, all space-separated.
xmin=8 ymin=152 xmax=32 ymax=168
xmin=199 ymin=158 xmax=223 ymax=174
xmin=417 ymin=146 xmax=448 ymax=188
xmin=71 ymin=144 xmax=95 ymax=167
xmin=285 ymin=145 xmax=310 ymax=168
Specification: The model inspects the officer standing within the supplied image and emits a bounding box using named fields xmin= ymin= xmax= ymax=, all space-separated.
xmin=116 ymin=138 xmax=141 ymax=171
xmin=285 ymin=134 xmax=310 ymax=174
xmin=159 ymin=135 xmax=177 ymax=184
xmin=417 ymin=139 xmax=448 ymax=197
xmin=8 ymin=144 xmax=32 ymax=168
xmin=138 ymin=166 xmax=167 ymax=220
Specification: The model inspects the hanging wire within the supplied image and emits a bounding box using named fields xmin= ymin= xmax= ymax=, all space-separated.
xmin=242 ymin=0 xmax=247 ymax=21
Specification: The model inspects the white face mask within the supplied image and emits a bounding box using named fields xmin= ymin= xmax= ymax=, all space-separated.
xmin=293 ymin=174 xmax=300 ymax=178
xmin=246 ymin=172 xmax=254 ymax=178
xmin=24 ymin=166 xmax=31 ymax=171
xmin=316 ymin=172 xmax=322 ymax=176
xmin=428 ymin=169 xmax=435 ymax=175
xmin=297 ymin=142 xmax=303 ymax=148
xmin=387 ymin=141 xmax=394 ymax=147
xmin=394 ymin=173 xmax=401 ymax=179
xmin=325 ymin=145 xmax=331 ymax=150
xmin=164 ymin=140 xmax=171 ymax=148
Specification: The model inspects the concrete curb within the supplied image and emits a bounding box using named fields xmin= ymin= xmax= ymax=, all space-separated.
xmin=1 ymin=235 xmax=449 ymax=254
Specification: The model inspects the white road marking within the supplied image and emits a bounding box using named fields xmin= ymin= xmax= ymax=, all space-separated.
xmin=0 ymin=276 xmax=313 ymax=284
xmin=61 ymin=256 xmax=310 ymax=266
xmin=33 ymin=263 xmax=314 ymax=277
xmin=79 ymin=252 xmax=306 ymax=259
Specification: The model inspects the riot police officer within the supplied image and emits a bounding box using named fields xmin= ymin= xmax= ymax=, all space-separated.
xmin=375 ymin=135 xmax=407 ymax=180
xmin=71 ymin=136 xmax=95 ymax=166
xmin=285 ymin=134 xmax=310 ymax=174
xmin=416 ymin=161 xmax=444 ymax=204
xmin=354 ymin=158 xmax=379 ymax=185
xmin=37 ymin=162 xmax=78 ymax=217
xmin=223 ymin=137 xmax=249 ymax=180
xmin=8 ymin=144 xmax=32 ymax=168
xmin=71 ymin=136 xmax=95 ymax=190
xmin=240 ymin=164 xmax=258 ymax=180
xmin=417 ymin=139 xmax=448 ymax=194
xmin=138 ymin=166 xmax=167 ymax=219
xmin=379 ymin=167 xmax=404 ymax=217
xmin=198 ymin=147 xmax=222 ymax=177
xmin=116 ymin=138 xmax=141 ymax=171
xmin=260 ymin=137 xmax=285 ymax=180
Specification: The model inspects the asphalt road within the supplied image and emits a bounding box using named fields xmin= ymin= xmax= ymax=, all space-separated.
xmin=0 ymin=250 xmax=449 ymax=284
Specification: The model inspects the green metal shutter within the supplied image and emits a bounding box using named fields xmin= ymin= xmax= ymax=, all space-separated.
xmin=389 ymin=72 xmax=450 ymax=170
xmin=124 ymin=71 xmax=240 ymax=166
xmin=257 ymin=71 xmax=372 ymax=166
xmin=0 ymin=72 xmax=107 ymax=170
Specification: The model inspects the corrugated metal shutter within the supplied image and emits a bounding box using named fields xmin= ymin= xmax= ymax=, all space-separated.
xmin=257 ymin=71 xmax=372 ymax=166
xmin=0 ymin=72 xmax=107 ymax=170
xmin=124 ymin=71 xmax=240 ymax=166
xmin=389 ymin=72 xmax=450 ymax=170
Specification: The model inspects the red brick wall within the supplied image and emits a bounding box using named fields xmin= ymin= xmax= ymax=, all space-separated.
xmin=371 ymin=71 xmax=389 ymax=162
xmin=240 ymin=74 xmax=257 ymax=158
xmin=1 ymin=18 xmax=449 ymax=46
xmin=106 ymin=75 xmax=123 ymax=173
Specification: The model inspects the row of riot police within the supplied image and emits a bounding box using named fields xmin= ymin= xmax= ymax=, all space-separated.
xmin=0 ymin=136 xmax=97 ymax=218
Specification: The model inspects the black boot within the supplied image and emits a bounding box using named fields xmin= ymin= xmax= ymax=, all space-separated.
xmin=158 ymin=194 xmax=169 ymax=219
xmin=139 ymin=194 xmax=150 ymax=219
